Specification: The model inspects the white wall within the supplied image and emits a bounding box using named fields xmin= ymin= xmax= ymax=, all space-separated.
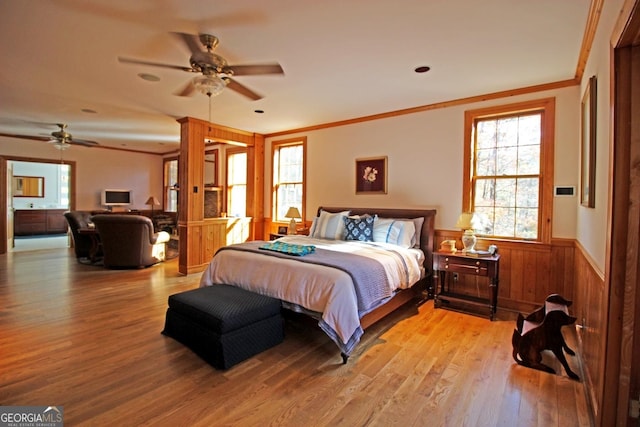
xmin=576 ymin=0 xmax=624 ymax=275
xmin=0 ymin=138 xmax=164 ymax=211
xmin=267 ymin=86 xmax=580 ymax=235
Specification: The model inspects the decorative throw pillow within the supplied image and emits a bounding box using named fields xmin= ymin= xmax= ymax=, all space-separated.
xmin=310 ymin=210 xmax=350 ymax=240
xmin=343 ymin=215 xmax=375 ymax=241
xmin=372 ymin=218 xmax=416 ymax=248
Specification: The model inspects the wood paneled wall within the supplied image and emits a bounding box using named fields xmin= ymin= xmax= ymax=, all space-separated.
xmin=177 ymin=217 xmax=251 ymax=274
xmin=434 ymin=230 xmax=576 ymax=313
xmin=573 ymin=242 xmax=606 ymax=423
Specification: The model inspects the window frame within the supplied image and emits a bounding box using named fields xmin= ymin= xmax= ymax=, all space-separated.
xmin=463 ymin=98 xmax=555 ymax=244
xmin=271 ymin=136 xmax=307 ymax=223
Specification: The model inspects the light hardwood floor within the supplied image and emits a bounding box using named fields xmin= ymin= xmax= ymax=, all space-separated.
xmin=0 ymin=248 xmax=592 ymax=426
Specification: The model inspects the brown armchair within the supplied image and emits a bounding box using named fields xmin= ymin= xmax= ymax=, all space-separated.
xmin=64 ymin=211 xmax=101 ymax=262
xmin=91 ymin=214 xmax=171 ymax=269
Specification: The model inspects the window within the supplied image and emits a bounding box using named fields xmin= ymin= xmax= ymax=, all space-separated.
xmin=272 ymin=137 xmax=306 ymax=221
xmin=227 ymin=149 xmax=247 ymax=217
xmin=163 ymin=158 xmax=178 ymax=212
xmin=59 ymin=164 xmax=70 ymax=207
xmin=463 ymin=98 xmax=554 ymax=242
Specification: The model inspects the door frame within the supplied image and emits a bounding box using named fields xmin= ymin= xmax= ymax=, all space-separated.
xmin=0 ymin=156 xmax=76 ymax=255
xmin=604 ymin=1 xmax=640 ymax=424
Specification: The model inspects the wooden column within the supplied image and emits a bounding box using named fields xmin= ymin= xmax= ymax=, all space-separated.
xmin=176 ymin=117 xmax=265 ymax=275
xmin=177 ymin=117 xmax=206 ymax=275
xmin=247 ymin=134 xmax=265 ymax=239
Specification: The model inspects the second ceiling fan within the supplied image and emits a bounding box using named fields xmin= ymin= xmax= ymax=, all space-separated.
xmin=118 ymin=33 xmax=284 ymax=100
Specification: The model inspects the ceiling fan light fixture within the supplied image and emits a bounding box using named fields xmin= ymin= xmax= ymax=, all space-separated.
xmin=50 ymin=141 xmax=71 ymax=150
xmin=193 ymin=74 xmax=227 ymax=97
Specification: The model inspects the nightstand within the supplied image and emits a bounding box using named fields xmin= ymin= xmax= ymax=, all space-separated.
xmin=269 ymin=233 xmax=286 ymax=240
xmin=433 ymin=251 xmax=500 ymax=320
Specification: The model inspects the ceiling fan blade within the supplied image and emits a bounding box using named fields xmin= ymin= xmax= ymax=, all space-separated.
xmin=171 ymin=32 xmax=204 ymax=55
xmin=225 ymin=78 xmax=262 ymax=101
xmin=0 ymin=132 xmax=50 ymax=142
xmin=174 ymin=80 xmax=196 ymax=97
xmin=228 ymin=63 xmax=284 ymax=76
xmin=118 ymin=57 xmax=193 ymax=72
xmin=69 ymin=138 xmax=99 ymax=147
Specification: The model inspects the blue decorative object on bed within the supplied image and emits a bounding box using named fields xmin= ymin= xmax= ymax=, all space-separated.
xmin=259 ymin=241 xmax=316 ymax=256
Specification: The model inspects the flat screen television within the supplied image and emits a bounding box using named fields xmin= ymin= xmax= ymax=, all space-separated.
xmin=101 ymin=189 xmax=132 ymax=207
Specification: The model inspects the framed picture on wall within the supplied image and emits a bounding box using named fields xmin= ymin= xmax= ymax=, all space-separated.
xmin=355 ymin=156 xmax=387 ymax=194
xmin=581 ymin=75 xmax=597 ymax=208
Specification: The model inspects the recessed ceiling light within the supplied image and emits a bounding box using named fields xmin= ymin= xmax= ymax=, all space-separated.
xmin=138 ymin=73 xmax=160 ymax=82
xmin=254 ymin=109 xmax=264 ymax=114
xmin=81 ymin=108 xmax=98 ymax=114
xmin=414 ymin=66 xmax=431 ymax=73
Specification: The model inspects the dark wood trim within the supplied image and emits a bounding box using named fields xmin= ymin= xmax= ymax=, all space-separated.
xmin=603 ymin=10 xmax=640 ymax=422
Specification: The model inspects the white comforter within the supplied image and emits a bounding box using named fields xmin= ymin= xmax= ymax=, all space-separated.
xmin=199 ymin=236 xmax=423 ymax=355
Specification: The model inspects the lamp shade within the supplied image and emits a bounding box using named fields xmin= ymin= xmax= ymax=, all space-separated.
xmin=145 ymin=196 xmax=160 ymax=206
xmin=284 ymin=207 xmax=301 ymax=219
xmin=456 ymin=211 xmax=487 ymax=230
xmin=285 ymin=207 xmax=301 ymax=235
xmin=455 ymin=212 xmax=487 ymax=253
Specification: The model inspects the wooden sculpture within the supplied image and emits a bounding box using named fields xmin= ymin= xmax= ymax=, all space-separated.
xmin=511 ymin=294 xmax=580 ymax=380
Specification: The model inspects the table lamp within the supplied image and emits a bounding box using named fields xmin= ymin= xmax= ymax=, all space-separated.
xmin=146 ymin=196 xmax=161 ymax=217
xmin=455 ymin=212 xmax=480 ymax=253
xmin=285 ymin=207 xmax=301 ymax=235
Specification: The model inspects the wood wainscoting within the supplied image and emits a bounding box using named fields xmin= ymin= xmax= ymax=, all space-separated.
xmin=177 ymin=217 xmax=251 ymax=274
xmin=434 ymin=230 xmax=575 ymax=314
xmin=573 ymin=241 xmax=606 ymax=423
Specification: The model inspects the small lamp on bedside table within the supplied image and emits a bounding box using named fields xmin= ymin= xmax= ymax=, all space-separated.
xmin=285 ymin=207 xmax=301 ymax=235
xmin=455 ymin=211 xmax=481 ymax=253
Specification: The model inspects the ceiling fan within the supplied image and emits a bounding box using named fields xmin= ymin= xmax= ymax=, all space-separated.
xmin=0 ymin=123 xmax=100 ymax=150
xmin=118 ymin=33 xmax=284 ymax=100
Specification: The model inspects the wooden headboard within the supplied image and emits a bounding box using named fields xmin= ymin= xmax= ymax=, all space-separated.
xmin=317 ymin=207 xmax=437 ymax=274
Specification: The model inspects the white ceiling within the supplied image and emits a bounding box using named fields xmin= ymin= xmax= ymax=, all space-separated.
xmin=0 ymin=0 xmax=590 ymax=154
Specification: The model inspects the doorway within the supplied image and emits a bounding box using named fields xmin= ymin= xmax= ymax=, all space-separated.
xmin=0 ymin=156 xmax=76 ymax=254
xmin=603 ymin=3 xmax=640 ymax=425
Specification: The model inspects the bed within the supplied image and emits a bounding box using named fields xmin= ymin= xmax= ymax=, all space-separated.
xmin=200 ymin=206 xmax=436 ymax=362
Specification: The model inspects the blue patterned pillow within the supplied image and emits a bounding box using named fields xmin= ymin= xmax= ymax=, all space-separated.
xmin=344 ymin=215 xmax=375 ymax=241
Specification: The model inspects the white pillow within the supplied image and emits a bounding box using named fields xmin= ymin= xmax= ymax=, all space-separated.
xmin=372 ymin=218 xmax=416 ymax=248
xmin=408 ymin=217 xmax=425 ymax=247
xmin=310 ymin=210 xmax=351 ymax=240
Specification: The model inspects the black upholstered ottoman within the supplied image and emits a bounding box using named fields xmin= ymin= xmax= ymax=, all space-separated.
xmin=162 ymin=285 xmax=283 ymax=370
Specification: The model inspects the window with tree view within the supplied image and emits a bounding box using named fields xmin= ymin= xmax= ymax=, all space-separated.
xmin=227 ymin=150 xmax=247 ymax=217
xmin=272 ymin=137 xmax=306 ymax=222
xmin=465 ymin=98 xmax=554 ymax=242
